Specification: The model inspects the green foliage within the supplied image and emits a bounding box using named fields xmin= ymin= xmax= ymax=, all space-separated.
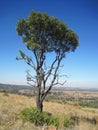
xmin=64 ymin=116 xmax=73 ymax=127
xmin=47 ymin=116 xmax=59 ymax=127
xmin=79 ymin=100 xmax=98 ymax=108
xmin=19 ymin=50 xmax=25 ymax=59
xmin=20 ymin=108 xmax=59 ymax=126
xmin=20 ymin=107 xmax=74 ymax=128
xmin=16 ymin=11 xmax=79 ymax=55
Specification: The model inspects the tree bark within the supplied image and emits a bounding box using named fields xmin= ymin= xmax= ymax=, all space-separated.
xmin=36 ymin=93 xmax=43 ymax=112
xmin=36 ymin=99 xmax=43 ymax=112
xmin=36 ymin=84 xmax=43 ymax=112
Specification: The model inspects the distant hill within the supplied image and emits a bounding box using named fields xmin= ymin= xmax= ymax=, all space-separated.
xmin=0 ymin=83 xmax=98 ymax=95
xmin=53 ymin=86 xmax=98 ymax=92
xmin=0 ymin=83 xmax=31 ymax=89
xmin=0 ymin=83 xmax=32 ymax=94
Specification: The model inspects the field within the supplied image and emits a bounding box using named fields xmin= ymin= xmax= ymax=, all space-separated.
xmin=0 ymin=88 xmax=98 ymax=130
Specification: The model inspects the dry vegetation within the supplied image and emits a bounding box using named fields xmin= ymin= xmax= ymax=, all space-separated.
xmin=0 ymin=91 xmax=98 ymax=130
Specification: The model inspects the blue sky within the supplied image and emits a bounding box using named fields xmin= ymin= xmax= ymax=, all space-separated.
xmin=0 ymin=0 xmax=98 ymax=88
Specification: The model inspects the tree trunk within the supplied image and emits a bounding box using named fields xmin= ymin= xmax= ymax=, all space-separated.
xmin=36 ymin=85 xmax=43 ymax=112
xmin=36 ymin=95 xmax=43 ymax=112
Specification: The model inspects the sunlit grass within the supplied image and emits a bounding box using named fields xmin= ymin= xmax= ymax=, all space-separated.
xmin=0 ymin=92 xmax=98 ymax=130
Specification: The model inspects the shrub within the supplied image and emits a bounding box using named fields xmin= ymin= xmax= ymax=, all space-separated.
xmin=48 ymin=116 xmax=59 ymax=127
xmin=20 ymin=108 xmax=74 ymax=128
xmin=20 ymin=108 xmax=59 ymax=126
xmin=64 ymin=116 xmax=73 ymax=127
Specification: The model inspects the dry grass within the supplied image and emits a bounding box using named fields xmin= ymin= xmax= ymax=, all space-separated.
xmin=0 ymin=92 xmax=98 ymax=130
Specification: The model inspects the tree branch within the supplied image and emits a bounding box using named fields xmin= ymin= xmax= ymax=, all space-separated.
xmin=41 ymin=55 xmax=63 ymax=101
xmin=17 ymin=50 xmax=37 ymax=71
xmin=26 ymin=70 xmax=36 ymax=84
xmin=52 ymin=80 xmax=67 ymax=86
xmin=27 ymin=81 xmax=35 ymax=88
xmin=45 ymin=56 xmax=58 ymax=83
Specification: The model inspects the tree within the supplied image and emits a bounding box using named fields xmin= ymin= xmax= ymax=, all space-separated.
xmin=16 ymin=11 xmax=79 ymax=112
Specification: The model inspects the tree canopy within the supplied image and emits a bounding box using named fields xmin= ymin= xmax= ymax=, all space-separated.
xmin=17 ymin=11 xmax=78 ymax=55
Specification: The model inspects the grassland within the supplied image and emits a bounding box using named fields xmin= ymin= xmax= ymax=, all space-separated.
xmin=0 ymin=90 xmax=98 ymax=130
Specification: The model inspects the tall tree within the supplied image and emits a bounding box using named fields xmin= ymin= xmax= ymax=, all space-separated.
xmin=16 ymin=11 xmax=79 ymax=112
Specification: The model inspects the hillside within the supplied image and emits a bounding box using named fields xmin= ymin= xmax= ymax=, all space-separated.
xmin=0 ymin=92 xmax=98 ymax=130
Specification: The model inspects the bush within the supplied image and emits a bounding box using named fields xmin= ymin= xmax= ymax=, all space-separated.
xmin=48 ymin=116 xmax=59 ymax=127
xmin=64 ymin=116 xmax=73 ymax=127
xmin=20 ymin=108 xmax=59 ymax=126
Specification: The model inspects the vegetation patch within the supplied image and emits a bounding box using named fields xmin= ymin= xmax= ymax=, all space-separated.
xmin=64 ymin=116 xmax=73 ymax=127
xmin=79 ymin=100 xmax=98 ymax=108
xmin=20 ymin=108 xmax=59 ymax=126
xmin=20 ymin=107 xmax=72 ymax=128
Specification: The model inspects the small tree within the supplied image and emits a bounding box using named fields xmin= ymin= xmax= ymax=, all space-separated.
xmin=16 ymin=11 xmax=79 ymax=112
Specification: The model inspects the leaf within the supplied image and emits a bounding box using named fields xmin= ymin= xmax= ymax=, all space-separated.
xmin=19 ymin=50 xmax=25 ymax=59
xmin=16 ymin=57 xmax=19 ymax=60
